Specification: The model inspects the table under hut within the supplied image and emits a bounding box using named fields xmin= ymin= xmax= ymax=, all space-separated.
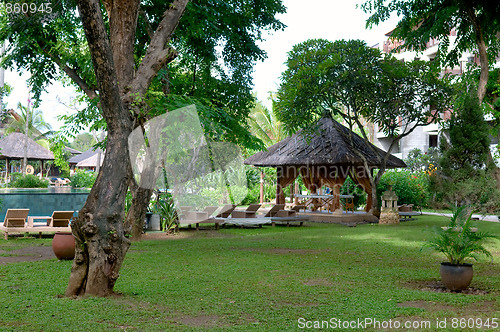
xmin=244 ymin=117 xmax=406 ymax=215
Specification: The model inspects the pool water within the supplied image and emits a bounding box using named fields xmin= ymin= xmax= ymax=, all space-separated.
xmin=0 ymin=188 xmax=91 ymax=220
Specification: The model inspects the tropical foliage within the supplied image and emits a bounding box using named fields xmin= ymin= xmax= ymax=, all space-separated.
xmin=69 ymin=133 xmax=96 ymax=152
xmin=69 ymin=169 xmax=96 ymax=188
xmin=377 ymin=170 xmax=430 ymax=208
xmin=361 ymin=0 xmax=500 ymax=103
xmin=404 ymin=148 xmax=439 ymax=173
xmin=9 ymin=173 xmax=48 ymax=188
xmin=247 ymin=96 xmax=286 ymax=148
xmin=4 ymin=103 xmax=52 ymax=148
xmin=424 ymin=206 xmax=498 ymax=264
xmin=151 ymin=193 xmax=178 ymax=233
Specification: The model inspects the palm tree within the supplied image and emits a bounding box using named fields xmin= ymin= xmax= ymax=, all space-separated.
xmin=248 ymin=95 xmax=286 ymax=147
xmin=5 ymin=103 xmax=53 ymax=149
xmin=247 ymin=95 xmax=288 ymax=204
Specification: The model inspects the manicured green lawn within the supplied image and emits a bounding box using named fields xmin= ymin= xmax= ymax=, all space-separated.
xmin=1 ymin=216 xmax=499 ymax=331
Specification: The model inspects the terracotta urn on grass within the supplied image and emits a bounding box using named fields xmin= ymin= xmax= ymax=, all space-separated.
xmin=424 ymin=206 xmax=498 ymax=291
xmin=440 ymin=262 xmax=473 ymax=290
xmin=52 ymin=232 xmax=75 ymax=260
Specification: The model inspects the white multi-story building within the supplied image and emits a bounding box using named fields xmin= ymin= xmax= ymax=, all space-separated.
xmin=371 ymin=29 xmax=500 ymax=162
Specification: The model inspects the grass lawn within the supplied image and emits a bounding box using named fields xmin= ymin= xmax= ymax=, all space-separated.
xmin=0 ymin=215 xmax=499 ymax=331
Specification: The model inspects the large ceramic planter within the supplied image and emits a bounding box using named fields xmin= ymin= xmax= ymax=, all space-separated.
xmin=52 ymin=232 xmax=75 ymax=260
xmin=440 ymin=262 xmax=473 ymax=290
xmin=149 ymin=214 xmax=161 ymax=231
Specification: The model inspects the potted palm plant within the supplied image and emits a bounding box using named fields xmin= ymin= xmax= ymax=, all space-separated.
xmin=424 ymin=206 xmax=498 ymax=290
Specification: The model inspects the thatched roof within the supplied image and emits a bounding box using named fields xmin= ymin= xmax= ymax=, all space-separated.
xmin=0 ymin=132 xmax=54 ymax=160
xmin=65 ymin=147 xmax=82 ymax=155
xmin=69 ymin=147 xmax=102 ymax=164
xmin=244 ymin=117 xmax=406 ymax=168
xmin=76 ymin=153 xmax=104 ymax=167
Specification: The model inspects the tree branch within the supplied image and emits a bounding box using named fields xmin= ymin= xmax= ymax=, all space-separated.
xmin=109 ymin=0 xmax=140 ymax=91
xmin=33 ymin=38 xmax=98 ymax=100
xmin=55 ymin=58 xmax=99 ymax=100
xmin=75 ymin=0 xmax=127 ymax=130
xmin=125 ymin=0 xmax=189 ymax=103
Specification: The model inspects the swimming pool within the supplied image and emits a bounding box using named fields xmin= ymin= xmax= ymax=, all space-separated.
xmin=0 ymin=187 xmax=91 ymax=220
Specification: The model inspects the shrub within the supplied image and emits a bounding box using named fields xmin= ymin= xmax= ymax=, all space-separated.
xmin=340 ymin=177 xmax=366 ymax=209
xmin=377 ymin=170 xmax=429 ymax=207
xmin=429 ymin=168 xmax=500 ymax=214
xmin=70 ymin=169 xmax=97 ymax=188
xmin=10 ymin=174 xmax=49 ymax=188
xmin=151 ymin=194 xmax=178 ymax=233
xmin=423 ymin=206 xmax=498 ymax=264
xmin=404 ymin=147 xmax=440 ymax=173
xmin=241 ymin=186 xmax=260 ymax=205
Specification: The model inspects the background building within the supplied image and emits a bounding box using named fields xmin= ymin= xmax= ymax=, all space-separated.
xmin=370 ymin=29 xmax=496 ymax=161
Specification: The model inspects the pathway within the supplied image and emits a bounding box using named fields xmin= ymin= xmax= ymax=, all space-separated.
xmin=422 ymin=212 xmax=499 ymax=222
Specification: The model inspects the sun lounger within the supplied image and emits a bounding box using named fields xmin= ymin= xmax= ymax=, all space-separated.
xmin=275 ymin=209 xmax=297 ymax=217
xmin=270 ymin=215 xmax=310 ymax=227
xmin=291 ymin=205 xmax=306 ymax=212
xmin=28 ymin=211 xmax=74 ymax=227
xmin=0 ymin=209 xmax=72 ymax=239
xmin=49 ymin=211 xmax=74 ymax=227
xmin=263 ymin=204 xmax=285 ymax=217
xmin=3 ymin=209 xmax=29 ymax=227
xmin=223 ymin=217 xmax=272 ymax=228
xmin=177 ymin=206 xmax=224 ymax=230
xmin=215 ymin=204 xmax=236 ymax=218
xmin=231 ymin=204 xmax=261 ymax=218
xmin=203 ymin=206 xmax=218 ymax=217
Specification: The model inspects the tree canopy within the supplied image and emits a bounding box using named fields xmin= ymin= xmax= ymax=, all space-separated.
xmin=0 ymin=0 xmax=286 ymax=297
xmin=275 ymin=38 xmax=452 ymax=212
xmin=1 ymin=0 xmax=285 ymax=150
xmin=276 ymin=39 xmax=451 ymax=140
xmin=361 ymin=0 xmax=500 ymax=103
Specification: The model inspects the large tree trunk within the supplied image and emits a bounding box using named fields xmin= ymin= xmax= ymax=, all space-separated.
xmin=67 ymin=0 xmax=134 ymax=297
xmin=66 ymin=128 xmax=132 ymax=296
xmin=465 ymin=4 xmax=500 ymax=189
xmin=67 ymin=0 xmax=188 ymax=296
xmin=124 ymin=161 xmax=154 ymax=240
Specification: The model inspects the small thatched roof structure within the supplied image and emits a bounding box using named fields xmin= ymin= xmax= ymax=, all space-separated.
xmin=69 ymin=147 xmax=103 ymax=166
xmin=245 ymin=117 xmax=406 ymax=168
xmin=0 ymin=132 xmax=54 ymax=160
xmin=65 ymin=147 xmax=82 ymax=155
xmin=244 ymin=117 xmax=406 ymax=212
xmin=76 ymin=153 xmax=104 ymax=167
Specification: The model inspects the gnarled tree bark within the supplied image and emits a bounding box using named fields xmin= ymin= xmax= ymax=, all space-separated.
xmin=67 ymin=0 xmax=189 ymax=297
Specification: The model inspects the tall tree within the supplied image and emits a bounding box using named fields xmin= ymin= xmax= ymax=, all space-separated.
xmin=69 ymin=132 xmax=96 ymax=152
xmin=441 ymin=91 xmax=490 ymax=172
xmin=1 ymin=0 xmax=285 ymax=296
xmin=247 ymin=95 xmax=286 ymax=147
xmin=276 ymin=39 xmax=452 ymax=213
xmin=362 ymin=0 xmax=500 ymax=187
xmin=5 ymin=104 xmax=52 ymax=147
xmin=361 ymin=0 xmax=500 ymax=103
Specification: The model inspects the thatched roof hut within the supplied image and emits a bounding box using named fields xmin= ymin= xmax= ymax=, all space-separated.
xmin=76 ymin=153 xmax=103 ymax=168
xmin=245 ymin=117 xmax=406 ymax=168
xmin=69 ymin=147 xmax=103 ymax=169
xmin=0 ymin=132 xmax=54 ymax=179
xmin=244 ymin=117 xmax=406 ymax=212
xmin=0 ymin=132 xmax=54 ymax=160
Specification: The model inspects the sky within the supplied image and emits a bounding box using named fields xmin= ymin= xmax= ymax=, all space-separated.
xmin=1 ymin=0 xmax=398 ymax=131
xmin=252 ymin=0 xmax=398 ymax=110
